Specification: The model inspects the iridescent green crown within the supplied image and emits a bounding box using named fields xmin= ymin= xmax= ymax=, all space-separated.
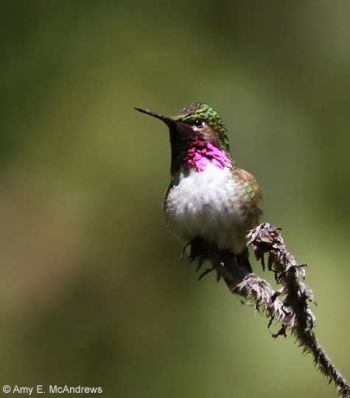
xmin=172 ymin=102 xmax=230 ymax=151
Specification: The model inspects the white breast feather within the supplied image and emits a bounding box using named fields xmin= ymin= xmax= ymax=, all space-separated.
xmin=165 ymin=163 xmax=247 ymax=252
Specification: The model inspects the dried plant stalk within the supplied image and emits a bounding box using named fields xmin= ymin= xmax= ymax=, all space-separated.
xmin=198 ymin=223 xmax=350 ymax=397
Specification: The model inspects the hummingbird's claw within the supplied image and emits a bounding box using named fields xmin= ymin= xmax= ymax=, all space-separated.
xmin=216 ymin=269 xmax=222 ymax=282
xmin=180 ymin=242 xmax=191 ymax=260
xmin=196 ymin=260 xmax=205 ymax=272
xmin=198 ymin=265 xmax=216 ymax=281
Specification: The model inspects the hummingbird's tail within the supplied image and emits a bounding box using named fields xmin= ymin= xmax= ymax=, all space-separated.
xmin=219 ymin=248 xmax=253 ymax=283
xmin=233 ymin=247 xmax=253 ymax=274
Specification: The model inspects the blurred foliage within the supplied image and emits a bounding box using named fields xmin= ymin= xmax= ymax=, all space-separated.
xmin=0 ymin=1 xmax=349 ymax=397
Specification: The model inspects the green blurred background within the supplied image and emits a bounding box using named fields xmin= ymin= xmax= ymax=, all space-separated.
xmin=1 ymin=1 xmax=349 ymax=397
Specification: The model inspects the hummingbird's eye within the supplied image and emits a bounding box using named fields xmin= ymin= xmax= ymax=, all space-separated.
xmin=193 ymin=119 xmax=205 ymax=127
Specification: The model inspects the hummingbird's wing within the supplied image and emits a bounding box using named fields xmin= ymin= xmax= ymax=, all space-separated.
xmin=233 ymin=167 xmax=263 ymax=226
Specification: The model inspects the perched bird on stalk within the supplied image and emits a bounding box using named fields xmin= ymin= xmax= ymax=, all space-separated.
xmin=135 ymin=103 xmax=262 ymax=280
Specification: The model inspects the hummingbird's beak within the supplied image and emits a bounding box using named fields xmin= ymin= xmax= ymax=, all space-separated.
xmin=134 ymin=107 xmax=175 ymax=125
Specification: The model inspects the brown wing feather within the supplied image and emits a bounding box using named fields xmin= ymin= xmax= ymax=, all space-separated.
xmin=233 ymin=167 xmax=263 ymax=228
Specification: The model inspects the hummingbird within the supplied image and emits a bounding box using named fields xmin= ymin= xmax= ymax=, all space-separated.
xmin=135 ymin=102 xmax=262 ymax=279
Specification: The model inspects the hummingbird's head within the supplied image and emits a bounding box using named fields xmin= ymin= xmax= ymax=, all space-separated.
xmin=135 ymin=102 xmax=232 ymax=173
xmin=170 ymin=102 xmax=230 ymax=152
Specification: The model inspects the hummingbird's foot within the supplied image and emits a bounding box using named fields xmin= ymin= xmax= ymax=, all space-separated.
xmin=182 ymin=237 xmax=224 ymax=281
xmin=196 ymin=259 xmax=205 ymax=272
xmin=186 ymin=237 xmax=208 ymax=265
xmin=215 ymin=263 xmax=224 ymax=282
xmin=197 ymin=265 xmax=216 ymax=281
xmin=180 ymin=242 xmax=191 ymax=260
